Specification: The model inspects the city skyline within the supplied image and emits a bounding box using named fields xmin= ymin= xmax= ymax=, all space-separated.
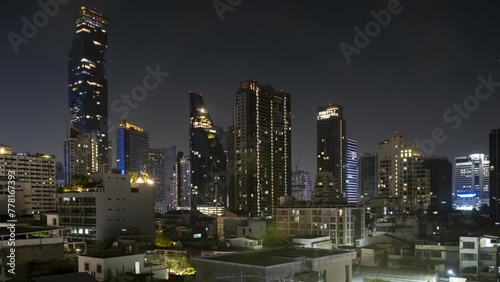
xmin=2 ymin=1 xmax=500 ymax=180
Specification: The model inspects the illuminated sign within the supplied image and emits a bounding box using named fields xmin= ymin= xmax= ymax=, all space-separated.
xmin=317 ymin=108 xmax=339 ymax=120
xmin=457 ymin=193 xmax=477 ymax=198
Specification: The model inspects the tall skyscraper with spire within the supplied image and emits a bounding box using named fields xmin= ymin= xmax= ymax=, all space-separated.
xmin=66 ymin=6 xmax=109 ymax=181
xmin=189 ymin=92 xmax=227 ymax=208
xmin=230 ymin=80 xmax=292 ymax=214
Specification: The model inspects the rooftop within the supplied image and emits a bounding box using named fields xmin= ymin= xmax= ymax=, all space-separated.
xmin=196 ymin=247 xmax=355 ymax=267
xmin=31 ymin=272 xmax=97 ymax=282
xmin=0 ymin=225 xmax=69 ymax=237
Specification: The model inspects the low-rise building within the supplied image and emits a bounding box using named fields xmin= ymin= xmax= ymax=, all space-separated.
xmin=226 ymin=237 xmax=263 ymax=250
xmin=293 ymin=236 xmax=334 ymax=249
xmin=191 ymin=247 xmax=357 ymax=282
xmin=78 ymin=253 xmax=167 ymax=281
xmin=0 ymin=225 xmax=71 ymax=281
xmin=57 ymin=173 xmax=155 ymax=243
xmin=459 ymin=235 xmax=499 ymax=279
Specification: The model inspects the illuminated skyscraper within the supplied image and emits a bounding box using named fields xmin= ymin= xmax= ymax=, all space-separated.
xmin=346 ymin=139 xmax=359 ymax=203
xmin=116 ymin=121 xmax=149 ymax=174
xmin=190 ymin=92 xmax=227 ymax=208
xmin=317 ymin=104 xmax=346 ymax=195
xmin=377 ymin=132 xmax=430 ymax=211
xmin=67 ymin=6 xmax=109 ymax=173
xmin=178 ymin=155 xmax=192 ymax=209
xmin=145 ymin=146 xmax=176 ymax=213
xmin=230 ymin=80 xmax=291 ymax=214
xmin=453 ymin=154 xmax=489 ymax=210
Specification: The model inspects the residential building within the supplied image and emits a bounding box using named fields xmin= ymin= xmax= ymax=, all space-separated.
xmin=68 ymin=6 xmax=109 ymax=173
xmin=317 ymin=104 xmax=346 ymax=195
xmin=0 ymin=180 xmax=31 ymax=215
xmin=57 ymin=173 xmax=155 ymax=243
xmin=377 ymin=131 xmax=431 ymax=211
xmin=459 ymin=235 xmax=499 ymax=279
xmin=454 ymin=154 xmax=490 ymax=210
xmin=0 ymin=144 xmax=56 ymax=213
xmin=116 ymin=121 xmax=149 ymax=174
xmin=275 ymin=205 xmax=365 ymax=246
xmin=63 ymin=125 xmax=101 ymax=185
xmin=230 ymin=80 xmax=292 ymax=214
xmin=414 ymin=241 xmax=459 ymax=276
xmin=177 ymin=155 xmax=191 ymax=208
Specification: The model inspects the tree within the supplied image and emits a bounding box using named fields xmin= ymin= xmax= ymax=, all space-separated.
xmin=155 ymin=232 xmax=172 ymax=247
xmin=165 ymin=253 xmax=196 ymax=275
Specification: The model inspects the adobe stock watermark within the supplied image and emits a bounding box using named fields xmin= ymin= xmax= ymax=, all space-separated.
xmin=7 ymin=0 xmax=71 ymax=54
xmin=415 ymin=73 xmax=500 ymax=156
xmin=99 ymin=64 xmax=170 ymax=134
xmin=213 ymin=0 xmax=242 ymax=22
xmin=339 ymin=0 xmax=406 ymax=64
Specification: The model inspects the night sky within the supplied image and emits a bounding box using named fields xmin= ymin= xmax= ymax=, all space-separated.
xmin=2 ymin=0 xmax=500 ymax=178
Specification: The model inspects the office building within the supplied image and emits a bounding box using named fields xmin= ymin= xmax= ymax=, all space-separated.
xmin=377 ymin=132 xmax=430 ymax=211
xmin=291 ymin=167 xmax=313 ymax=202
xmin=317 ymin=104 xmax=346 ymax=195
xmin=359 ymin=153 xmax=377 ymax=199
xmin=57 ymin=173 xmax=155 ymax=243
xmin=346 ymin=138 xmax=359 ymax=203
xmin=230 ymin=80 xmax=292 ymax=214
xmin=489 ymin=129 xmax=500 ymax=219
xmin=145 ymin=146 xmax=176 ymax=214
xmin=454 ymin=154 xmax=489 ymax=210
xmin=189 ymin=92 xmax=227 ymax=208
xmin=68 ymin=6 xmax=109 ymax=173
xmin=116 ymin=121 xmax=149 ymax=174
xmin=424 ymin=157 xmax=452 ymax=211
xmin=0 ymin=144 xmax=56 ymax=213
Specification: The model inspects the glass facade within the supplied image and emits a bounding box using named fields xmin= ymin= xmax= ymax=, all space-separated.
xmin=190 ymin=92 xmax=227 ymax=208
xmin=68 ymin=6 xmax=109 ymax=173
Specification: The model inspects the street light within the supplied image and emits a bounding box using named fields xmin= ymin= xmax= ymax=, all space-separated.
xmin=448 ymin=269 xmax=455 ymax=277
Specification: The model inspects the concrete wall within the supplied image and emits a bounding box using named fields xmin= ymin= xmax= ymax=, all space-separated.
xmin=79 ymin=254 xmax=145 ymax=281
